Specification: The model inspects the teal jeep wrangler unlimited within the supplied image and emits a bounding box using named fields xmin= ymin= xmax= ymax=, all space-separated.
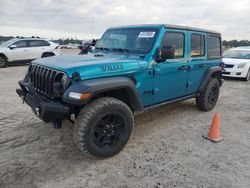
xmin=17 ymin=24 xmax=223 ymax=158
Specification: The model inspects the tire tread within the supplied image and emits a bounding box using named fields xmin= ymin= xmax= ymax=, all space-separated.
xmin=73 ymin=97 xmax=134 ymax=158
xmin=196 ymin=78 xmax=220 ymax=111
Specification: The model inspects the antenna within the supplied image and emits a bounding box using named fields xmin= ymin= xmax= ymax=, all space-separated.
xmin=91 ymin=16 xmax=94 ymax=39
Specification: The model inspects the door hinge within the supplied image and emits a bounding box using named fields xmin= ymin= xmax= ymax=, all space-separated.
xmin=153 ymin=69 xmax=160 ymax=76
xmin=153 ymin=69 xmax=156 ymax=76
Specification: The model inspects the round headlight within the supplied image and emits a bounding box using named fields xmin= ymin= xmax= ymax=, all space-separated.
xmin=61 ymin=74 xmax=68 ymax=89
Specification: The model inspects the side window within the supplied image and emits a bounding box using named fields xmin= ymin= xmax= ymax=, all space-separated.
xmin=191 ymin=34 xmax=205 ymax=57
xmin=29 ymin=40 xmax=42 ymax=47
xmin=41 ymin=40 xmax=50 ymax=46
xmin=12 ymin=40 xmax=28 ymax=48
xmin=162 ymin=32 xmax=185 ymax=58
xmin=208 ymin=35 xmax=221 ymax=59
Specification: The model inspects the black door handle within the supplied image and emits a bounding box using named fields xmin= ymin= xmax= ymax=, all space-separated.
xmin=199 ymin=64 xmax=206 ymax=68
xmin=178 ymin=66 xmax=188 ymax=70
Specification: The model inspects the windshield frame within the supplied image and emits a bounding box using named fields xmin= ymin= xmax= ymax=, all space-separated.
xmin=0 ymin=39 xmax=18 ymax=48
xmin=95 ymin=27 xmax=160 ymax=55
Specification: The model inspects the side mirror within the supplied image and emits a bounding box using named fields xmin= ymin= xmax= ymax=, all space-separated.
xmin=158 ymin=45 xmax=175 ymax=62
xmin=9 ymin=45 xmax=17 ymax=49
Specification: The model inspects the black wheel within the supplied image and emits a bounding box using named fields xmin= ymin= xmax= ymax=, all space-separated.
xmin=0 ymin=56 xmax=7 ymax=68
xmin=73 ymin=97 xmax=134 ymax=158
xmin=196 ymin=78 xmax=220 ymax=111
xmin=244 ymin=69 xmax=250 ymax=81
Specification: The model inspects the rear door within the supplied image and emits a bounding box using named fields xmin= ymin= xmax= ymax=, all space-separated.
xmin=186 ymin=32 xmax=207 ymax=94
xmin=28 ymin=40 xmax=44 ymax=59
xmin=187 ymin=33 xmax=222 ymax=94
xmin=152 ymin=30 xmax=189 ymax=104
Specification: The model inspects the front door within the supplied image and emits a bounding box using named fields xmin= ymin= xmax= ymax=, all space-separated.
xmin=153 ymin=30 xmax=188 ymax=104
xmin=7 ymin=40 xmax=29 ymax=62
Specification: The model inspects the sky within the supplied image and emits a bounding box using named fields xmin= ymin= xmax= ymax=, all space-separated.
xmin=0 ymin=0 xmax=249 ymax=40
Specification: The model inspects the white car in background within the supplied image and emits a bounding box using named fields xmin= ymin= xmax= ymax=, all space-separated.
xmin=222 ymin=47 xmax=250 ymax=81
xmin=0 ymin=37 xmax=60 ymax=68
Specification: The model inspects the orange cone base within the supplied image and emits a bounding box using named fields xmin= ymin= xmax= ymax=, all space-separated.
xmin=202 ymin=135 xmax=223 ymax=142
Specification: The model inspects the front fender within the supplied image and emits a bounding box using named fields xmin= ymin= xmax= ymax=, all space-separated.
xmin=62 ymin=77 xmax=143 ymax=111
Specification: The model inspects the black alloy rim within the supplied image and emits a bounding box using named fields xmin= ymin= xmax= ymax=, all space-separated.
xmin=92 ymin=113 xmax=126 ymax=149
xmin=208 ymin=85 xmax=218 ymax=104
xmin=0 ymin=58 xmax=5 ymax=66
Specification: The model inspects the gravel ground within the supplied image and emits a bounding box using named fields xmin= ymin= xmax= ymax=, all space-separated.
xmin=0 ymin=58 xmax=250 ymax=188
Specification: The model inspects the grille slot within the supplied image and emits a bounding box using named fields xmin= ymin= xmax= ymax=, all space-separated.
xmin=30 ymin=64 xmax=60 ymax=98
xmin=222 ymin=72 xmax=230 ymax=75
xmin=225 ymin=64 xmax=234 ymax=68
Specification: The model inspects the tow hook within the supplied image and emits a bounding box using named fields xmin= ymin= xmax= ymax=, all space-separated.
xmin=53 ymin=119 xmax=62 ymax=129
xmin=35 ymin=107 xmax=40 ymax=116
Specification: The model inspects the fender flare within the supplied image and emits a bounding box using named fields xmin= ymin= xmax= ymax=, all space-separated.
xmin=198 ymin=66 xmax=222 ymax=92
xmin=41 ymin=52 xmax=55 ymax=58
xmin=62 ymin=77 xmax=143 ymax=111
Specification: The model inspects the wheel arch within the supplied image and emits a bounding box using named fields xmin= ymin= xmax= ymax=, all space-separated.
xmin=0 ymin=53 xmax=8 ymax=61
xmin=199 ymin=66 xmax=222 ymax=93
xmin=63 ymin=77 xmax=143 ymax=112
xmin=41 ymin=52 xmax=55 ymax=58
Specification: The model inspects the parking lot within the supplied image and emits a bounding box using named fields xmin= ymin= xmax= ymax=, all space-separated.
xmin=0 ymin=61 xmax=250 ymax=187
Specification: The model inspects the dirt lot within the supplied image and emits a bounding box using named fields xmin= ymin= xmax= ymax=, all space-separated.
xmin=0 ymin=56 xmax=250 ymax=187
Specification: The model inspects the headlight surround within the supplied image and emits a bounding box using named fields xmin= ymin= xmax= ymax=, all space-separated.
xmin=24 ymin=65 xmax=32 ymax=82
xmin=238 ymin=63 xmax=246 ymax=68
xmin=54 ymin=73 xmax=69 ymax=92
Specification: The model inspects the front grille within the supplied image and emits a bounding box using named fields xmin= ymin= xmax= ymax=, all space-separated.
xmin=29 ymin=64 xmax=65 ymax=98
xmin=225 ymin=64 xmax=234 ymax=68
xmin=222 ymin=72 xmax=230 ymax=75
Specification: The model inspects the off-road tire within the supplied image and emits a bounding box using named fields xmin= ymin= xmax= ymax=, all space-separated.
xmin=73 ymin=97 xmax=134 ymax=158
xmin=244 ymin=69 xmax=250 ymax=81
xmin=196 ymin=78 xmax=220 ymax=111
xmin=0 ymin=56 xmax=7 ymax=68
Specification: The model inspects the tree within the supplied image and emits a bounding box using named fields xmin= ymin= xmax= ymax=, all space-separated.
xmin=223 ymin=40 xmax=250 ymax=48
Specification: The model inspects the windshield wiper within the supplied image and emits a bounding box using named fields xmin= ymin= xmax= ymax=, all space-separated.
xmin=109 ymin=48 xmax=130 ymax=54
xmin=95 ymin=47 xmax=130 ymax=54
xmin=225 ymin=57 xmax=239 ymax=59
xmin=95 ymin=47 xmax=110 ymax=52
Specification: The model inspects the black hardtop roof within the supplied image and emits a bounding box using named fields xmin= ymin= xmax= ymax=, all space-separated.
xmin=110 ymin=24 xmax=221 ymax=35
xmin=164 ymin=24 xmax=221 ymax=35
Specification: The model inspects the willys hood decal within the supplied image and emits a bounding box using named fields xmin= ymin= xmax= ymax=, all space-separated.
xmin=32 ymin=53 xmax=143 ymax=79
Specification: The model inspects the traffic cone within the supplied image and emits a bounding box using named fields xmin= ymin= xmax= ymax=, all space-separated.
xmin=203 ymin=112 xmax=223 ymax=142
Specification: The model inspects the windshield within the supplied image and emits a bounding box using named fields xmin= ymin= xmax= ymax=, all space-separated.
xmin=0 ymin=39 xmax=17 ymax=48
xmin=223 ymin=49 xmax=250 ymax=59
xmin=95 ymin=27 xmax=159 ymax=54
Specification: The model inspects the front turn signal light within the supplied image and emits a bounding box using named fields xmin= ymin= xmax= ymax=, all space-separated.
xmin=80 ymin=92 xmax=92 ymax=100
xmin=68 ymin=92 xmax=92 ymax=100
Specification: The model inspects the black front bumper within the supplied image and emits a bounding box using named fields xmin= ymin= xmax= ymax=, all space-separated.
xmin=16 ymin=80 xmax=70 ymax=123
